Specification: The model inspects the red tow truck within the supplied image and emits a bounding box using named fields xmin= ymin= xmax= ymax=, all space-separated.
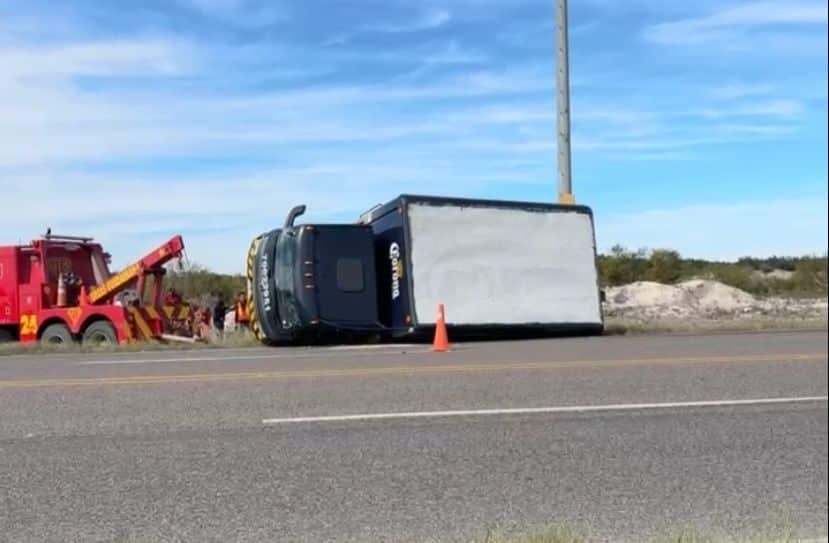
xmin=0 ymin=232 xmax=192 ymax=345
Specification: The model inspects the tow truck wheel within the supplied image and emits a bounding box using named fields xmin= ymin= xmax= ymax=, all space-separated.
xmin=82 ymin=321 xmax=117 ymax=345
xmin=40 ymin=323 xmax=74 ymax=345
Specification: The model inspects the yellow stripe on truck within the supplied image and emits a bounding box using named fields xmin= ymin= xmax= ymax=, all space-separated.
xmin=88 ymin=262 xmax=140 ymax=303
xmin=129 ymin=307 xmax=154 ymax=340
xmin=246 ymin=235 xmax=264 ymax=341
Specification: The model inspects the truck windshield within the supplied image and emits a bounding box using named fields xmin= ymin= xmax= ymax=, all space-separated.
xmin=274 ymin=233 xmax=302 ymax=328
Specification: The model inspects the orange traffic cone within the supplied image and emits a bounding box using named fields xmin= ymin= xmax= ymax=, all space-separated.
xmin=78 ymin=285 xmax=89 ymax=306
xmin=432 ymin=303 xmax=450 ymax=352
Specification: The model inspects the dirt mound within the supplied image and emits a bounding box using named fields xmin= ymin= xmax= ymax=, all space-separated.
xmin=604 ymin=282 xmax=696 ymax=319
xmin=604 ymin=279 xmax=827 ymax=321
xmin=679 ymin=279 xmax=756 ymax=313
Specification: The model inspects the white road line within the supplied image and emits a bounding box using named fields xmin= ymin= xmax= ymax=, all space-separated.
xmin=262 ymin=396 xmax=829 ymax=425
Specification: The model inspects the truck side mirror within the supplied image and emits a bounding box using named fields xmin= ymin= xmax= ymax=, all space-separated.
xmin=284 ymin=205 xmax=306 ymax=228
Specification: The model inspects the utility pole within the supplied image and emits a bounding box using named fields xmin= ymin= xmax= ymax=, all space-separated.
xmin=556 ymin=0 xmax=574 ymax=204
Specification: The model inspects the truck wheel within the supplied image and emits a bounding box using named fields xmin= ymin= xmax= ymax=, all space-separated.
xmin=82 ymin=321 xmax=117 ymax=345
xmin=40 ymin=323 xmax=74 ymax=345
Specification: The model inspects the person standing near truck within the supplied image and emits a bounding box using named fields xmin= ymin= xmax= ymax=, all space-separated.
xmin=212 ymin=292 xmax=226 ymax=339
xmin=192 ymin=305 xmax=212 ymax=340
xmin=234 ymin=291 xmax=250 ymax=332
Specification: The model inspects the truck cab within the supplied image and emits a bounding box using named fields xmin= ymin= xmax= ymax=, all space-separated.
xmin=250 ymin=206 xmax=381 ymax=344
xmin=0 ymin=235 xmax=113 ymax=342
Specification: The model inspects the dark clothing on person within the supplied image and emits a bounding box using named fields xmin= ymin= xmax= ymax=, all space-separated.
xmin=213 ymin=299 xmax=226 ymax=330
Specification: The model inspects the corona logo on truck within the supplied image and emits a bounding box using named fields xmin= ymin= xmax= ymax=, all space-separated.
xmin=389 ymin=242 xmax=403 ymax=300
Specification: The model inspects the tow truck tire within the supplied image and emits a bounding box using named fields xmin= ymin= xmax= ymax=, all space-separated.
xmin=82 ymin=321 xmax=118 ymax=345
xmin=40 ymin=323 xmax=74 ymax=345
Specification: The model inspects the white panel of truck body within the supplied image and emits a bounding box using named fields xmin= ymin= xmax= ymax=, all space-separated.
xmin=407 ymin=203 xmax=602 ymax=325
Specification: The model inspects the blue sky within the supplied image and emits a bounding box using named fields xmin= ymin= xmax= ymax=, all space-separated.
xmin=1 ymin=0 xmax=827 ymax=273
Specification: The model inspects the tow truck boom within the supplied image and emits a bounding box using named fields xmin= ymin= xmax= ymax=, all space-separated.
xmin=87 ymin=235 xmax=185 ymax=304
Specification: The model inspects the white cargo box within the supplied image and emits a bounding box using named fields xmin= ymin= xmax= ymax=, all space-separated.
xmin=363 ymin=195 xmax=604 ymax=335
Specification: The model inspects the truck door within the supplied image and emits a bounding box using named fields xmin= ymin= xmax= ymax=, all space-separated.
xmin=313 ymin=226 xmax=379 ymax=326
xmin=0 ymin=250 xmax=16 ymax=327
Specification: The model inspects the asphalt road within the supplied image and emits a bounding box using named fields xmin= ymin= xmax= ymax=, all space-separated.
xmin=0 ymin=331 xmax=826 ymax=542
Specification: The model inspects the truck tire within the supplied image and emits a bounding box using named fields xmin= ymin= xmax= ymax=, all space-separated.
xmin=0 ymin=328 xmax=14 ymax=343
xmin=40 ymin=323 xmax=74 ymax=345
xmin=82 ymin=321 xmax=117 ymax=345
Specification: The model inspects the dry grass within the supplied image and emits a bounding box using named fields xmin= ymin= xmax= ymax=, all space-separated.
xmin=0 ymin=331 xmax=260 ymax=357
xmin=474 ymin=524 xmax=589 ymax=543
xmin=650 ymin=515 xmax=802 ymax=543
xmin=3 ymin=316 xmax=825 ymax=356
xmin=471 ymin=519 xmax=810 ymax=543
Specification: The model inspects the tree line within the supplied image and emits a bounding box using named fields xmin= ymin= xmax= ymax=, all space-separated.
xmin=162 ymin=263 xmax=246 ymax=306
xmin=598 ymin=246 xmax=827 ymax=296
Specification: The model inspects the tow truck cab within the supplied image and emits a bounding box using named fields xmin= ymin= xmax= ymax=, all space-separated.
xmin=252 ymin=206 xmax=381 ymax=344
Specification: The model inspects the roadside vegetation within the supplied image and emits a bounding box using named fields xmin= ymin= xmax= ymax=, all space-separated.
xmin=163 ymin=262 xmax=246 ymax=304
xmin=0 ymin=331 xmax=260 ymax=357
xmin=472 ymin=517 xmax=805 ymax=543
xmin=598 ymin=246 xmax=827 ymax=297
xmin=476 ymin=523 xmax=587 ymax=543
xmin=603 ymin=316 xmax=829 ymax=336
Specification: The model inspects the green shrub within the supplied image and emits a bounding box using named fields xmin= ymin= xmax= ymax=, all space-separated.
xmin=710 ymin=264 xmax=757 ymax=291
xmin=792 ymin=256 xmax=828 ymax=294
xmin=645 ymin=249 xmax=682 ymax=284
xmin=598 ymin=245 xmax=649 ymax=286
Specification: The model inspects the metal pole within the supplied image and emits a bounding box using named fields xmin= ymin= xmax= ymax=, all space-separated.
xmin=556 ymin=0 xmax=574 ymax=204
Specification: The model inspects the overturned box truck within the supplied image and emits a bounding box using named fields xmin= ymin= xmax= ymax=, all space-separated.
xmin=246 ymin=195 xmax=604 ymax=345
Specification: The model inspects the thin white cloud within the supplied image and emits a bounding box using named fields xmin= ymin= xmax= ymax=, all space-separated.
xmin=604 ymin=151 xmax=696 ymax=162
xmin=181 ymin=0 xmax=288 ymax=27
xmin=714 ymin=123 xmax=797 ymax=136
xmin=699 ymin=99 xmax=805 ymax=119
xmin=368 ymin=8 xmax=452 ymax=33
xmin=324 ymin=8 xmax=451 ymax=46
xmin=0 ymin=33 xmax=807 ymax=176
xmin=708 ymin=1 xmax=827 ymax=25
xmin=422 ymin=40 xmax=486 ymax=64
xmin=393 ymin=41 xmax=487 ymax=81
xmin=446 ymin=104 xmax=554 ymax=125
xmin=496 ymin=21 xmax=553 ymax=48
xmin=0 ymin=35 xmax=553 ymax=168
xmin=0 ymin=39 xmax=192 ymax=79
xmin=710 ymin=82 xmax=775 ymax=100
xmin=644 ymin=1 xmax=828 ymax=45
